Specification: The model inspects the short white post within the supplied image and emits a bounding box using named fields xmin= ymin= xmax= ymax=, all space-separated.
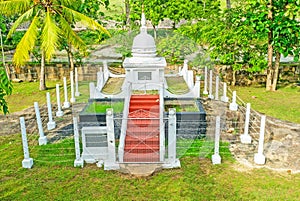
xmin=194 ymin=75 xmax=201 ymax=98
xmin=254 ymin=115 xmax=266 ymax=165
xmin=75 ymin=67 xmax=80 ymax=97
xmin=215 ymin=76 xmax=219 ymax=100
xmin=104 ymin=108 xmax=119 ymax=170
xmin=34 ymin=102 xmax=47 ymax=145
xmin=203 ymin=66 xmax=208 ymax=94
xmin=73 ymin=117 xmax=84 ymax=167
xmin=240 ymin=103 xmax=252 ymax=144
xmin=229 ymin=91 xmax=238 ymax=111
xmin=221 ymin=82 xmax=229 ymax=102
xmin=164 ymin=108 xmax=180 ymax=168
xmin=70 ymin=71 xmax=76 ymax=103
xmin=63 ymin=77 xmax=70 ymax=108
xmin=208 ymin=70 xmax=214 ymax=99
xmin=20 ymin=117 xmax=33 ymax=168
xmin=212 ymin=116 xmax=221 ymax=164
xmin=55 ymin=84 xmax=64 ymax=117
xmin=46 ymin=92 xmax=56 ymax=130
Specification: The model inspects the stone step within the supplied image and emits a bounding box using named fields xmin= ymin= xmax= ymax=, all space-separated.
xmin=130 ymin=95 xmax=159 ymax=100
xmin=123 ymin=152 xmax=160 ymax=163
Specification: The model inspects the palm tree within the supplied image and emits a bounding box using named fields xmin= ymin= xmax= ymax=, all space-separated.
xmin=0 ymin=0 xmax=109 ymax=90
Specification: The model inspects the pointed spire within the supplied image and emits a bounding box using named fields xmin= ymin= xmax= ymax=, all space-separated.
xmin=140 ymin=5 xmax=147 ymax=33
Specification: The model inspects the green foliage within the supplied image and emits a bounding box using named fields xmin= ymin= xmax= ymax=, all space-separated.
xmin=0 ymin=67 xmax=12 ymax=114
xmin=83 ymin=101 xmax=124 ymax=113
xmin=156 ymin=31 xmax=198 ymax=64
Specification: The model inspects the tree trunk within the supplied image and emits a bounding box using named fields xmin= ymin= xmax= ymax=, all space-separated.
xmin=271 ymin=51 xmax=280 ymax=91
xmin=266 ymin=0 xmax=273 ymax=91
xmin=226 ymin=0 xmax=231 ymax=9
xmin=153 ymin=25 xmax=157 ymax=39
xmin=39 ymin=51 xmax=46 ymax=91
xmin=232 ymin=69 xmax=236 ymax=86
xmin=125 ymin=0 xmax=130 ymax=29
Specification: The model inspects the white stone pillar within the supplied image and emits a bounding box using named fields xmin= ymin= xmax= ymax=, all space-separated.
xmin=212 ymin=116 xmax=221 ymax=165
xmin=20 ymin=117 xmax=33 ymax=168
xmin=203 ymin=66 xmax=208 ymax=95
xmin=168 ymin=108 xmax=176 ymax=162
xmin=89 ymin=82 xmax=95 ymax=99
xmin=194 ymin=76 xmax=201 ymax=98
xmin=240 ymin=103 xmax=252 ymax=144
xmin=187 ymin=70 xmax=194 ymax=89
xmin=55 ymin=84 xmax=64 ymax=117
xmin=34 ymin=102 xmax=47 ymax=145
xmin=70 ymin=71 xmax=76 ymax=103
xmin=215 ymin=76 xmax=219 ymax=100
xmin=73 ymin=117 xmax=84 ymax=167
xmin=221 ymin=82 xmax=229 ymax=102
xmin=75 ymin=67 xmax=80 ymax=97
xmin=208 ymin=70 xmax=214 ymax=99
xmin=104 ymin=108 xmax=119 ymax=170
xmin=254 ymin=115 xmax=266 ymax=165
xmin=229 ymin=91 xmax=238 ymax=111
xmin=63 ymin=77 xmax=70 ymax=108
xmin=46 ymin=92 xmax=56 ymax=130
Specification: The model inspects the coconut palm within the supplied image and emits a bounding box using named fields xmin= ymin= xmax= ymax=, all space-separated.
xmin=0 ymin=0 xmax=109 ymax=90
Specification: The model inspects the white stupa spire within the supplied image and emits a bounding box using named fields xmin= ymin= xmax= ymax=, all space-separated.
xmin=140 ymin=5 xmax=147 ymax=33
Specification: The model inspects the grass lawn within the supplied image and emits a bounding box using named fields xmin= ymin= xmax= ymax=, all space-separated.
xmin=231 ymin=85 xmax=300 ymax=124
xmin=0 ymin=134 xmax=299 ymax=200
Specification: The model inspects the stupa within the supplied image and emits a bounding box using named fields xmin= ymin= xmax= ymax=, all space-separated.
xmin=122 ymin=12 xmax=166 ymax=90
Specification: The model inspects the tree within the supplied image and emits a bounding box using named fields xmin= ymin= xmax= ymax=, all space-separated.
xmin=0 ymin=0 xmax=109 ymax=90
xmin=0 ymin=66 xmax=12 ymax=114
xmin=246 ymin=0 xmax=300 ymax=91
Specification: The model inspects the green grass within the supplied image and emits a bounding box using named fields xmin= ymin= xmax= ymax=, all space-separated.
xmin=231 ymin=85 xmax=300 ymax=124
xmin=1 ymin=134 xmax=300 ymax=200
xmin=166 ymin=76 xmax=189 ymax=94
xmin=83 ymin=101 xmax=124 ymax=113
xmin=165 ymin=100 xmax=199 ymax=112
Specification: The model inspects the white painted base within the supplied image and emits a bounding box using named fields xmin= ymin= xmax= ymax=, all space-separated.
xmin=74 ymin=158 xmax=84 ymax=168
xmin=254 ymin=153 xmax=266 ymax=165
xmin=208 ymin=94 xmax=214 ymax=99
xmin=56 ymin=110 xmax=64 ymax=117
xmin=240 ymin=134 xmax=252 ymax=144
xmin=75 ymin=92 xmax=81 ymax=97
xmin=104 ymin=162 xmax=120 ymax=170
xmin=70 ymin=97 xmax=76 ymax=103
xmin=38 ymin=136 xmax=48 ymax=145
xmin=229 ymin=103 xmax=238 ymax=111
xmin=212 ymin=154 xmax=221 ymax=165
xmin=162 ymin=159 xmax=181 ymax=169
xmin=221 ymin=96 xmax=229 ymax=103
xmin=63 ymin=102 xmax=70 ymax=109
xmin=47 ymin=121 xmax=56 ymax=130
xmin=203 ymin=90 xmax=208 ymax=95
xmin=22 ymin=158 xmax=33 ymax=168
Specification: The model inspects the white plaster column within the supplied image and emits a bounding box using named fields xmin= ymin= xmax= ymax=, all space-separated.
xmin=215 ymin=76 xmax=219 ymax=100
xmin=20 ymin=117 xmax=33 ymax=168
xmin=187 ymin=70 xmax=194 ymax=89
xmin=104 ymin=108 xmax=119 ymax=170
xmin=194 ymin=75 xmax=201 ymax=98
xmin=46 ymin=92 xmax=56 ymax=130
xmin=70 ymin=71 xmax=76 ymax=103
xmin=75 ymin=67 xmax=80 ymax=97
xmin=212 ymin=116 xmax=221 ymax=164
xmin=63 ymin=77 xmax=70 ymax=108
xmin=73 ymin=117 xmax=84 ymax=167
xmin=240 ymin=103 xmax=252 ymax=144
xmin=229 ymin=91 xmax=238 ymax=111
xmin=34 ymin=102 xmax=47 ymax=145
xmin=208 ymin=69 xmax=214 ymax=99
xmin=221 ymin=82 xmax=229 ymax=102
xmin=89 ymin=82 xmax=95 ymax=99
xmin=254 ymin=115 xmax=266 ymax=165
xmin=203 ymin=66 xmax=208 ymax=95
xmin=55 ymin=84 xmax=64 ymax=117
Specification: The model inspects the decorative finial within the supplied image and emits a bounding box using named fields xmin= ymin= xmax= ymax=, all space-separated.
xmin=140 ymin=5 xmax=147 ymax=33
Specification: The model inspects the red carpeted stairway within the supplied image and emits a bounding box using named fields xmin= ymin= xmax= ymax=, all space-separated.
xmin=124 ymin=95 xmax=160 ymax=162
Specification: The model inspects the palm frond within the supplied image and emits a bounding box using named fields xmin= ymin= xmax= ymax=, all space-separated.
xmin=13 ymin=14 xmax=39 ymax=67
xmin=58 ymin=15 xmax=86 ymax=53
xmin=61 ymin=6 xmax=110 ymax=36
xmin=41 ymin=11 xmax=60 ymax=61
xmin=57 ymin=0 xmax=78 ymax=7
xmin=0 ymin=0 xmax=31 ymax=16
xmin=7 ymin=7 xmax=34 ymax=38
